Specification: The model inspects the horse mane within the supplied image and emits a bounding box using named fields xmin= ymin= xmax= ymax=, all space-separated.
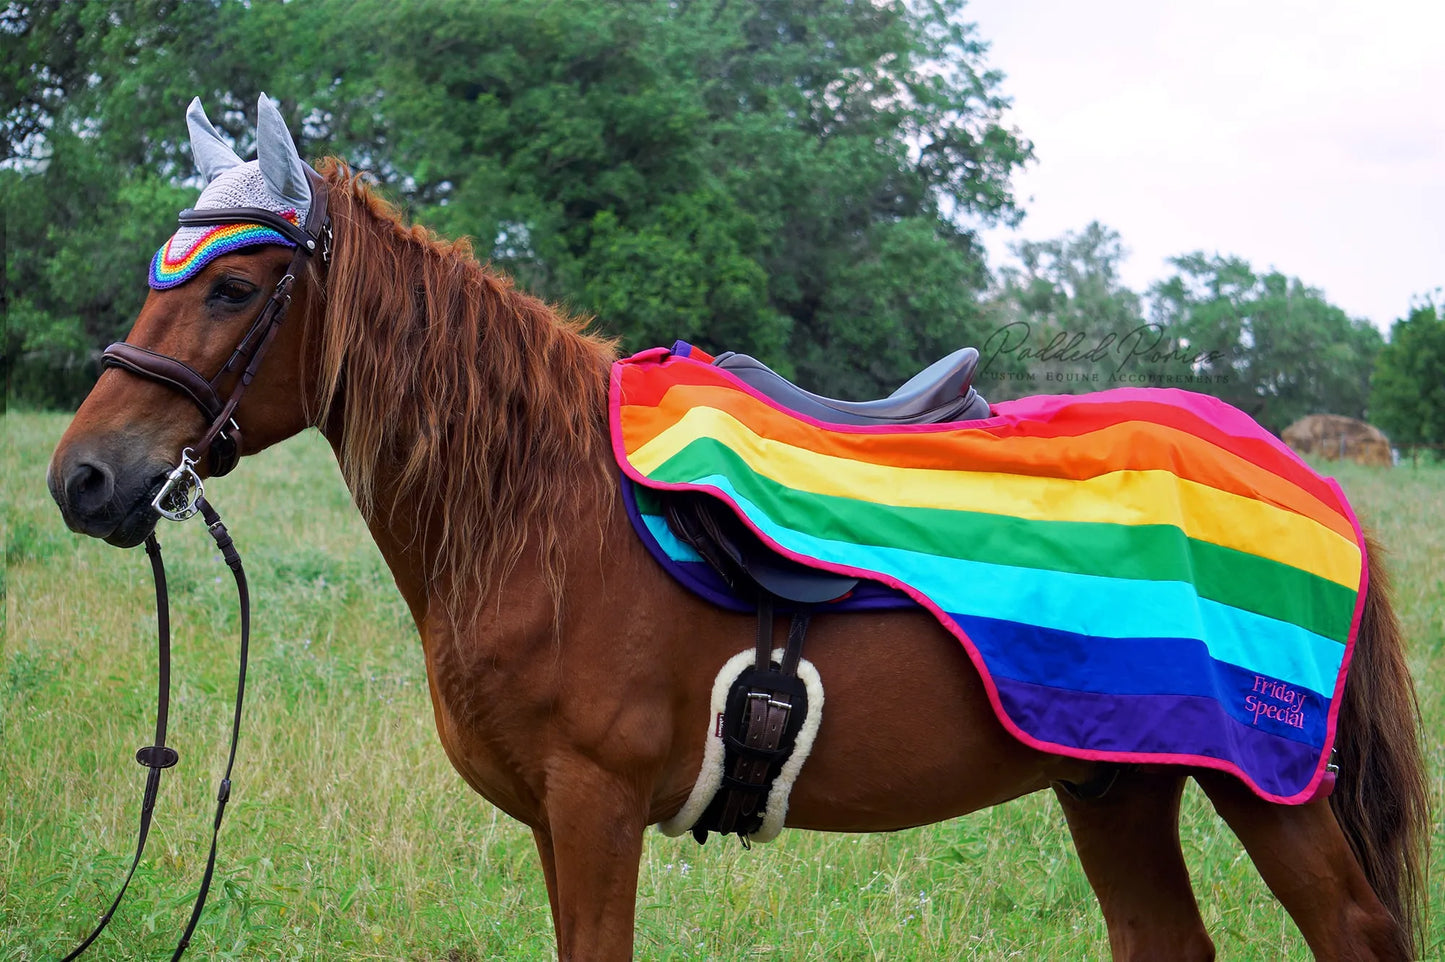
xmin=309 ymin=159 xmax=619 ymax=623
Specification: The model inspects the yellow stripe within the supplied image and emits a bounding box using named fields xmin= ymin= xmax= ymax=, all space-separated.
xmin=627 ymin=405 xmax=1362 ymax=588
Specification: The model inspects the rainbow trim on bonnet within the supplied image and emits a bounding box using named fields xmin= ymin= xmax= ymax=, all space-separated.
xmin=149 ymin=210 xmax=299 ymax=289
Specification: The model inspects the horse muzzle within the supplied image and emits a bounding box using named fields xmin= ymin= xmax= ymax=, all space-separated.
xmin=48 ymin=441 xmax=172 ymax=547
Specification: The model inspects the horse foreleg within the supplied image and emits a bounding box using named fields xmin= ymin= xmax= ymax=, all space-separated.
xmin=1196 ymin=772 xmax=1409 ymax=961
xmin=1053 ymin=770 xmax=1215 ymax=961
xmin=532 ymin=828 xmax=563 ymax=946
xmin=537 ymin=763 xmax=649 ymax=962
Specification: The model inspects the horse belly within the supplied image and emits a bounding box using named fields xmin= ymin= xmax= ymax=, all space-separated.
xmin=776 ymin=610 xmax=1075 ymax=832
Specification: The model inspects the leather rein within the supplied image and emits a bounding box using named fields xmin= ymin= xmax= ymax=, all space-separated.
xmin=59 ymin=174 xmax=330 ymax=960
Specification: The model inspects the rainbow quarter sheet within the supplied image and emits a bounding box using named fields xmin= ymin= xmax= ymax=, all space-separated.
xmin=610 ymin=346 xmax=1368 ymax=804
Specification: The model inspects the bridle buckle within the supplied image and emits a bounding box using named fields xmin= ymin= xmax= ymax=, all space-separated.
xmin=152 ymin=449 xmax=205 ymax=522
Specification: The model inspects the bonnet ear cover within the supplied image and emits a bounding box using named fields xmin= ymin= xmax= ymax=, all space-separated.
xmin=186 ymin=96 xmax=245 ymax=184
xmin=256 ymin=93 xmax=312 ymax=211
xmin=150 ymin=96 xmax=311 ymax=290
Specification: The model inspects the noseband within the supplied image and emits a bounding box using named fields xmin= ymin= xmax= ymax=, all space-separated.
xmin=101 ymin=170 xmax=332 ymax=513
xmin=61 ymin=174 xmax=330 ymax=960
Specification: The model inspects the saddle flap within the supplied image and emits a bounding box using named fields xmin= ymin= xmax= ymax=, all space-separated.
xmin=660 ymin=491 xmax=859 ymax=605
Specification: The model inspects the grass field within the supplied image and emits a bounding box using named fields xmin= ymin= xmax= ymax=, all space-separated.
xmin=4 ymin=410 xmax=1444 ymax=960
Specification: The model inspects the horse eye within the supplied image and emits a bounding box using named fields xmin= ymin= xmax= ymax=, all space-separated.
xmin=211 ymin=279 xmax=257 ymax=305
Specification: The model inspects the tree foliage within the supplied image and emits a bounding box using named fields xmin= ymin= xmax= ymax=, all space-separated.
xmin=1370 ymin=300 xmax=1445 ymax=449
xmin=7 ymin=0 xmax=1418 ymax=426
xmin=351 ymin=0 xmax=1029 ymax=398
xmin=1148 ymin=253 xmax=1382 ymax=433
xmin=4 ymin=0 xmax=1031 ymax=407
xmin=2 ymin=0 xmax=324 ymax=407
xmin=986 ymin=222 xmax=1146 ymax=396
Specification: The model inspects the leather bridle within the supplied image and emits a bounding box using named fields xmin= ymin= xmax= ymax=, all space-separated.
xmin=103 ymin=169 xmax=332 ymax=503
xmin=59 ymin=171 xmax=330 ymax=961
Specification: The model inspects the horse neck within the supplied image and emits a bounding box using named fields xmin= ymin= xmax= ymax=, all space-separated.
xmin=311 ymin=181 xmax=619 ymax=630
xmin=316 ymin=342 xmax=618 ymax=637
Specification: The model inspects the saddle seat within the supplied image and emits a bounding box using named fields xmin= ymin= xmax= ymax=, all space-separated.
xmin=712 ymin=346 xmax=991 ymax=425
xmin=664 ymin=344 xmax=992 ymax=605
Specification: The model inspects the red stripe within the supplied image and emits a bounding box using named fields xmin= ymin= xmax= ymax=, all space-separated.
xmin=615 ymin=353 xmax=1353 ymax=536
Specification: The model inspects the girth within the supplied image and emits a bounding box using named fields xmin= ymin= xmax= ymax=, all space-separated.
xmin=663 ymin=493 xmax=845 ymax=843
xmin=691 ymin=598 xmax=814 ymax=843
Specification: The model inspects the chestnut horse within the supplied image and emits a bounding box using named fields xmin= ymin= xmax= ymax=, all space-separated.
xmin=49 ymin=157 xmax=1427 ymax=958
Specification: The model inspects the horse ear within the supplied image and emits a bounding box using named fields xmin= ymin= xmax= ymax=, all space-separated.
xmin=186 ymin=97 xmax=244 ymax=183
xmin=255 ymin=93 xmax=312 ymax=209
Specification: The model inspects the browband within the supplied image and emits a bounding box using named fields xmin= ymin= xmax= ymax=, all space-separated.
xmin=177 ymin=205 xmax=317 ymax=251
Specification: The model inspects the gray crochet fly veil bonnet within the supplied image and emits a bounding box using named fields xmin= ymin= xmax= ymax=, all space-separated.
xmin=150 ymin=95 xmax=315 ymax=289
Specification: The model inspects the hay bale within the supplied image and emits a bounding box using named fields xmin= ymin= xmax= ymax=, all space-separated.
xmin=1282 ymin=414 xmax=1393 ymax=467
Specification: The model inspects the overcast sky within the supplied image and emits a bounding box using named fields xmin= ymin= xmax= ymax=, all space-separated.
xmin=964 ymin=0 xmax=1444 ymax=331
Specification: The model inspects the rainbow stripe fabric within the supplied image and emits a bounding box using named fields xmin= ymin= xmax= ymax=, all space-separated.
xmin=610 ymin=346 xmax=1368 ymax=804
xmin=149 ymin=210 xmax=299 ymax=289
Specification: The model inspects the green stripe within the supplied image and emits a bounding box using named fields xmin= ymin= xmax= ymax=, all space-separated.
xmin=644 ymin=437 xmax=1358 ymax=642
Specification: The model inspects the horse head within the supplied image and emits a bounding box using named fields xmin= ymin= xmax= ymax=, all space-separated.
xmin=48 ymin=95 xmax=330 ymax=546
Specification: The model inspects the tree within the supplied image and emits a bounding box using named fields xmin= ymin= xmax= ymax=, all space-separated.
xmin=1148 ymin=254 xmax=1382 ymax=434
xmin=4 ymin=0 xmax=1031 ymax=407
xmin=2 ymin=0 xmax=352 ymax=407
xmin=2 ymin=140 xmax=194 ymax=408
xmin=985 ymin=222 xmax=1147 ymax=397
xmin=2 ymin=1 xmax=99 ymax=166
xmin=1369 ymin=299 xmax=1445 ymax=451
xmin=354 ymin=0 xmax=1030 ymax=398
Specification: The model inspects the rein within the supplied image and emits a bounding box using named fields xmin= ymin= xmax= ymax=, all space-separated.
xmin=60 ymin=504 xmax=246 ymax=962
xmin=59 ymin=173 xmax=329 ymax=959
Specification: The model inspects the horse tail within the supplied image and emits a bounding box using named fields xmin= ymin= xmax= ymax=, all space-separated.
xmin=1329 ymin=533 xmax=1429 ymax=953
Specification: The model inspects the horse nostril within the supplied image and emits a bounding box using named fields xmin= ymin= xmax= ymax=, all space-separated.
xmin=66 ymin=460 xmax=116 ymax=515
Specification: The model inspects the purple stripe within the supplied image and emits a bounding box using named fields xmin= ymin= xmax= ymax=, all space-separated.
xmin=993 ymin=676 xmax=1320 ymax=798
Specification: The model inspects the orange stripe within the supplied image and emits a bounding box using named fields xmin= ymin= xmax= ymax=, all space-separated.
xmin=618 ymin=356 xmax=1341 ymax=505
xmin=620 ymin=382 xmax=1355 ymax=543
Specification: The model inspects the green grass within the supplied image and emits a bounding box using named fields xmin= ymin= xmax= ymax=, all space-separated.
xmin=4 ymin=412 xmax=1444 ymax=959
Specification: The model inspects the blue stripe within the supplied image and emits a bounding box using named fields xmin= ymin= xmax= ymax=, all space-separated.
xmin=953 ymin=613 xmax=1327 ymax=746
xmin=628 ymin=482 xmax=916 ymax=614
xmin=640 ymin=509 xmax=706 ymax=563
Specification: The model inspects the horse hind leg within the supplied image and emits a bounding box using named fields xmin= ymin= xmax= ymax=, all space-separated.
xmin=1053 ymin=769 xmax=1216 ymax=961
xmin=1196 ymin=770 xmax=1410 ymax=961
